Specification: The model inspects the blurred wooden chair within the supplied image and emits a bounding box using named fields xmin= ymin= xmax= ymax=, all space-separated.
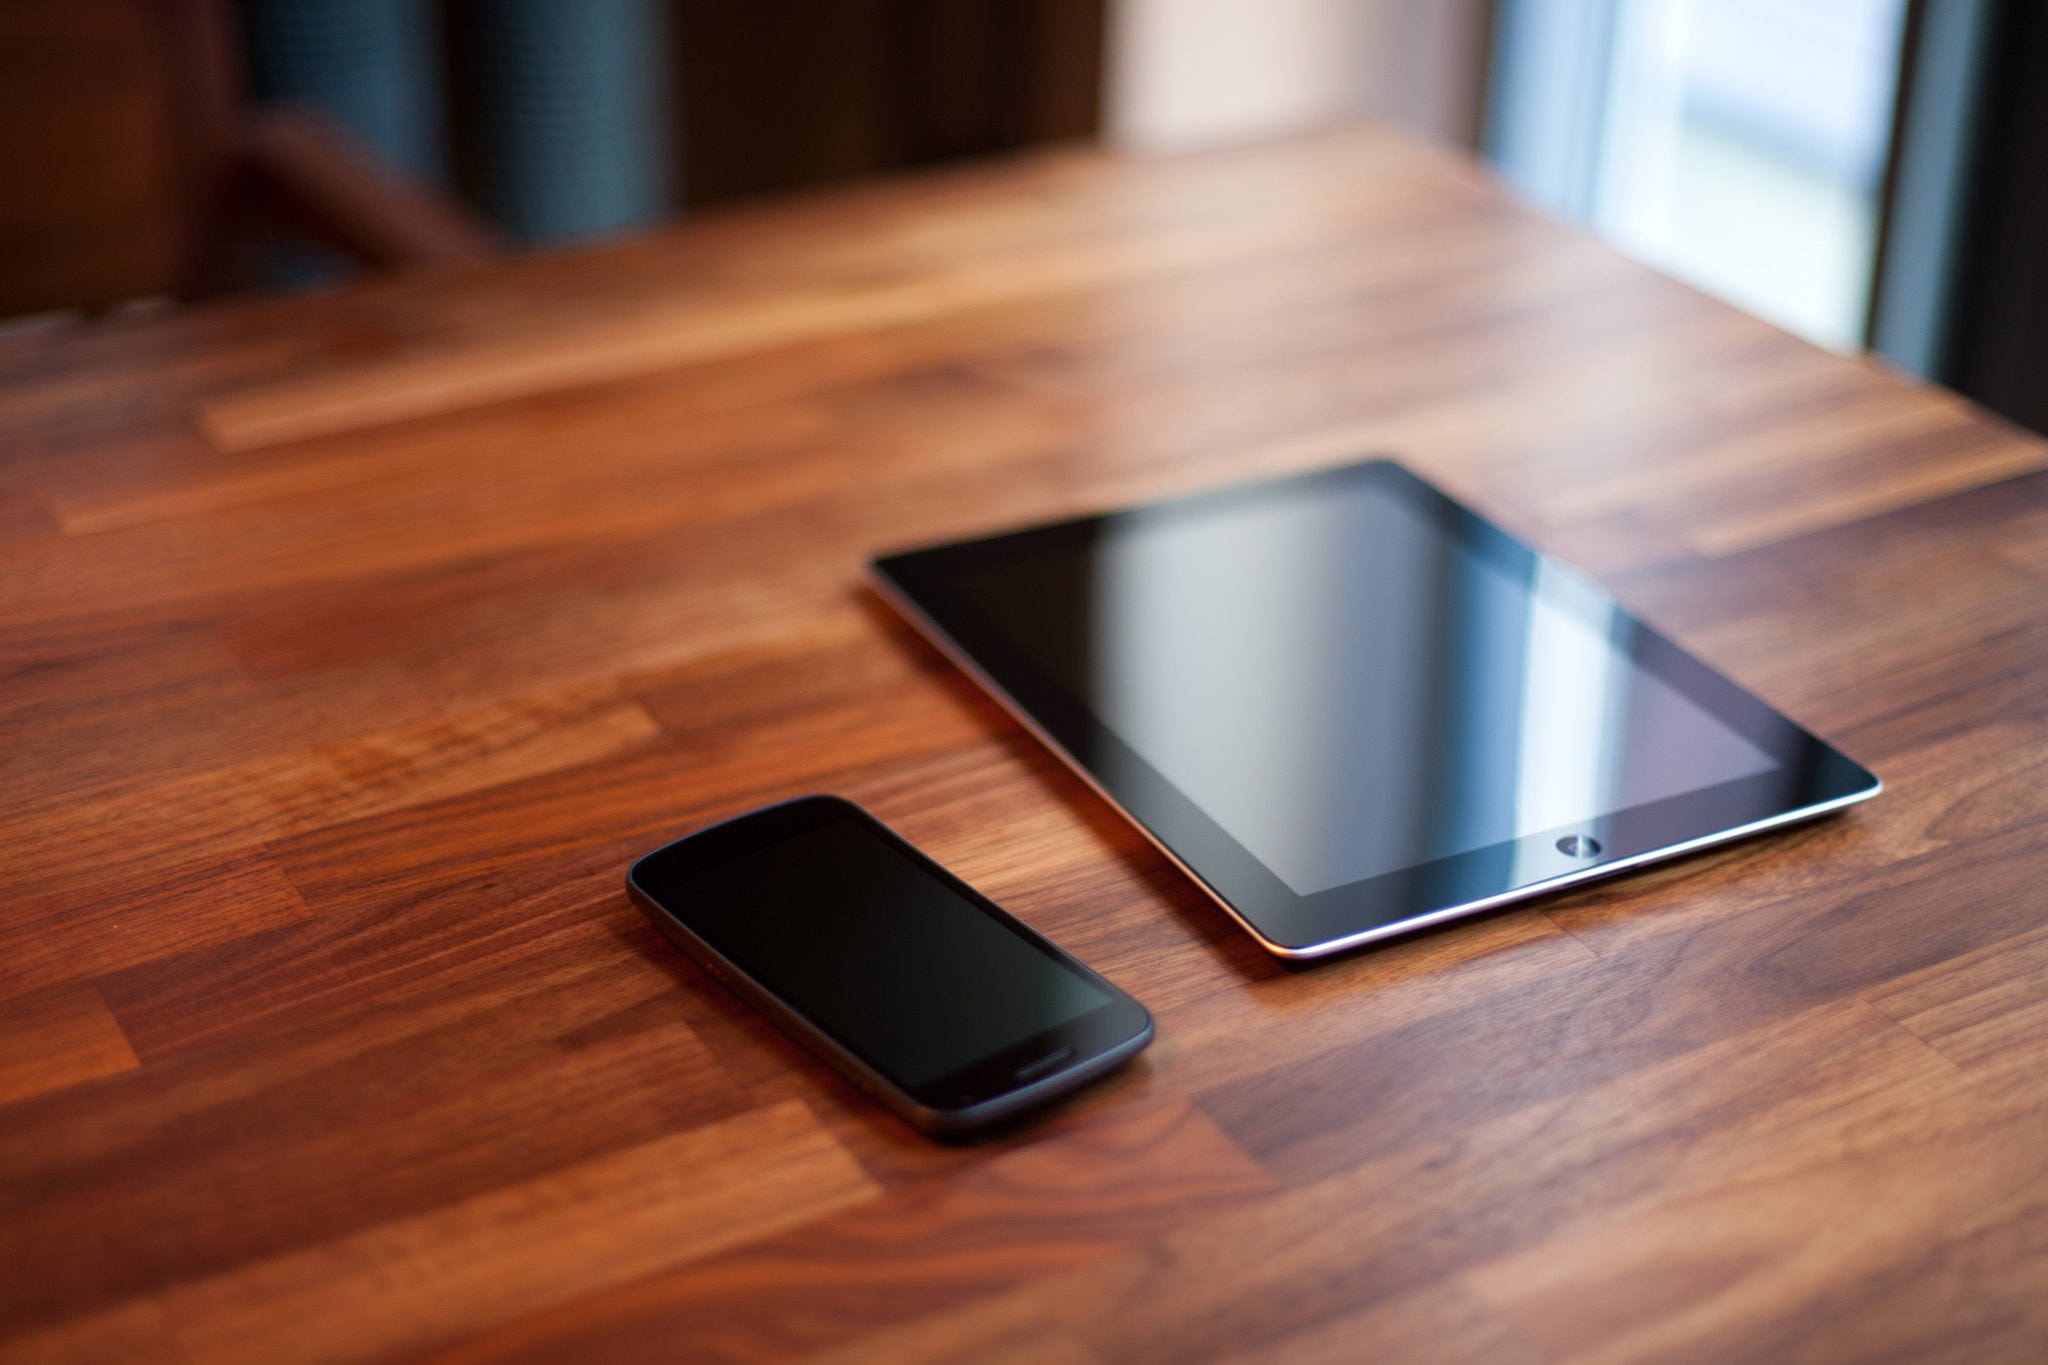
xmin=0 ymin=0 xmax=497 ymax=321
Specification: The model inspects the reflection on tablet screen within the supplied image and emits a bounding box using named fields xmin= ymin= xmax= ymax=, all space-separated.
xmin=953 ymin=480 xmax=1776 ymax=896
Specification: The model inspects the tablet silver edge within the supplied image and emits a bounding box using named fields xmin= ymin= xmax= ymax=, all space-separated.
xmin=865 ymin=567 xmax=1881 ymax=961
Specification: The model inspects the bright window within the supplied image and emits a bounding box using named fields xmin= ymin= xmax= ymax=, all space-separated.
xmin=1493 ymin=0 xmax=1911 ymax=351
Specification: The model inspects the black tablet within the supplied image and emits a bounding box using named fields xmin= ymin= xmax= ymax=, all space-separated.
xmin=869 ymin=460 xmax=1879 ymax=958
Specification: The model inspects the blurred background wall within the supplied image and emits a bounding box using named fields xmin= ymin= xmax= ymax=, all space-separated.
xmin=1 ymin=0 xmax=2041 ymax=434
xmin=0 ymin=0 xmax=1489 ymax=326
xmin=1108 ymin=0 xmax=1490 ymax=154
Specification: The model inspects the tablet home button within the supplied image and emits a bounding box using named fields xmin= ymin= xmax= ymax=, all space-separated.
xmin=1557 ymin=835 xmax=1601 ymax=858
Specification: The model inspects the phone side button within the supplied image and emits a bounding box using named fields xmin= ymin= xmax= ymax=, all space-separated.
xmin=1014 ymin=1047 xmax=1077 ymax=1081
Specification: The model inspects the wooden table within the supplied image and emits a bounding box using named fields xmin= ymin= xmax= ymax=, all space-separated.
xmin=5 ymin=125 xmax=2047 ymax=1365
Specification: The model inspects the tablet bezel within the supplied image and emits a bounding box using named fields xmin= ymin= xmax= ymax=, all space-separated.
xmin=869 ymin=460 xmax=1880 ymax=958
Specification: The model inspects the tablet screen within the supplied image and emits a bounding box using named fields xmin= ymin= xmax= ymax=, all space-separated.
xmin=946 ymin=478 xmax=1778 ymax=896
xmin=873 ymin=460 xmax=1877 ymax=956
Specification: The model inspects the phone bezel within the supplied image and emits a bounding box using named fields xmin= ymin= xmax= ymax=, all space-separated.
xmin=626 ymin=795 xmax=1154 ymax=1135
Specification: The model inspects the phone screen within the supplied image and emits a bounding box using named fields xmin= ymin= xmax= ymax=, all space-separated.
xmin=646 ymin=815 xmax=1117 ymax=1090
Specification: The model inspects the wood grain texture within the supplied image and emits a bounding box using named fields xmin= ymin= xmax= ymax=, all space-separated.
xmin=0 ymin=851 xmax=313 ymax=1001
xmin=1869 ymin=922 xmax=2048 ymax=1081
xmin=0 ymin=985 xmax=138 ymax=1105
xmin=0 ymin=1301 xmax=184 ymax=1365
xmin=413 ymin=1100 xmax=1274 ymax=1365
xmin=0 ymin=679 xmax=660 ymax=886
xmin=161 ymin=1099 xmax=879 ymax=1365
xmin=3 ymin=124 xmax=2047 ymax=1364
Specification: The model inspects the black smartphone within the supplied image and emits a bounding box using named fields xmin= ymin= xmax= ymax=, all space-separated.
xmin=626 ymin=795 xmax=1154 ymax=1135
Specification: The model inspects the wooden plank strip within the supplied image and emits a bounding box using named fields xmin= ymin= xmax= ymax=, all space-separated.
xmin=1461 ymin=1076 xmax=2048 ymax=1364
xmin=189 ymin=163 xmax=1416 ymax=455
xmin=781 ymin=999 xmax=1970 ymax=1365
xmin=0 ymin=680 xmax=661 ymax=889
xmin=406 ymin=1100 xmax=1273 ymax=1365
xmin=0 ymin=1019 xmax=754 ymax=1334
xmin=179 ymin=125 xmax=1494 ymax=460
xmin=0 ymin=965 xmax=750 ymax=1329
xmin=0 ymin=851 xmax=313 ymax=1003
xmin=82 ymin=875 xmax=622 ymax=1066
xmin=269 ymin=680 xmax=995 ymax=917
xmin=798 ymin=1292 xmax=1089 ymax=1365
xmin=1225 ymin=1284 xmax=1546 ymax=1365
xmin=0 ymin=1300 xmax=183 ymax=1365
xmin=807 ymin=1282 xmax=1539 ymax=1365
xmin=157 ymin=1099 xmax=880 ymax=1365
xmin=0 ymin=985 xmax=138 ymax=1106
xmin=0 ymin=945 xmax=691 ymax=1215
xmin=1867 ymin=922 xmax=2048 ymax=1081
xmin=1020 ymin=278 xmax=2039 ymax=570
xmin=0 ymin=642 xmax=266 ymax=820
xmin=54 ymin=365 xmax=838 ymax=540
xmin=48 ymin=175 xmax=1510 ymax=539
xmin=1202 ymin=808 xmax=2048 ymax=1188
xmin=1520 ymin=373 xmax=2044 ymax=558
xmin=1589 ymin=467 xmax=2048 ymax=749
xmin=1991 ymin=496 xmax=2048 ymax=576
xmin=93 ymin=691 xmax=996 ymax=1063
xmin=1690 ymin=418 xmax=2044 ymax=558
xmin=17 ymin=373 xmax=1053 ymax=632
